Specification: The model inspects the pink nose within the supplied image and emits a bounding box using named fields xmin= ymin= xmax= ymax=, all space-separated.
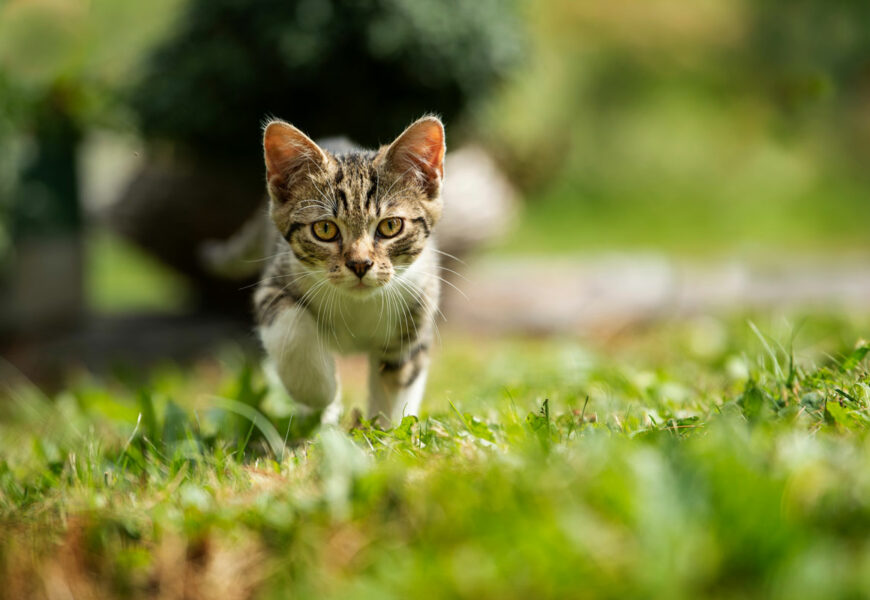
xmin=345 ymin=258 xmax=373 ymax=278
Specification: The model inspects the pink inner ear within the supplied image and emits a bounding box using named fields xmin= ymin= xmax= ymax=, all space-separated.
xmin=418 ymin=129 xmax=446 ymax=178
xmin=391 ymin=119 xmax=446 ymax=181
xmin=263 ymin=122 xmax=324 ymax=181
xmin=413 ymin=123 xmax=446 ymax=177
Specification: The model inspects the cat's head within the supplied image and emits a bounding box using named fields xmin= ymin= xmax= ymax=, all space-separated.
xmin=263 ymin=116 xmax=445 ymax=295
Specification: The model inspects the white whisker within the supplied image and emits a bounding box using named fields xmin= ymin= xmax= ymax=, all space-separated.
xmin=431 ymin=247 xmax=466 ymax=265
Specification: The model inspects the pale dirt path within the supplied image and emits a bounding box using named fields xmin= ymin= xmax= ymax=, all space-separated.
xmin=5 ymin=253 xmax=869 ymax=385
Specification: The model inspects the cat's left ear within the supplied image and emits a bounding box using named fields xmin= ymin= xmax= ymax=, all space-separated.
xmin=379 ymin=116 xmax=445 ymax=198
xmin=263 ymin=120 xmax=328 ymax=192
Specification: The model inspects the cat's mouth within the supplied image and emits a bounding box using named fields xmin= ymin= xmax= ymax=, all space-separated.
xmin=337 ymin=277 xmax=387 ymax=295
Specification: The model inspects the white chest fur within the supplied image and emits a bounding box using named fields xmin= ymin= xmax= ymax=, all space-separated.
xmin=311 ymin=291 xmax=398 ymax=353
xmin=304 ymin=265 xmax=429 ymax=355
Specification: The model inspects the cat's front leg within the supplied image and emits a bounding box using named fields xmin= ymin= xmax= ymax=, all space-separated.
xmin=368 ymin=344 xmax=430 ymax=425
xmin=256 ymin=288 xmax=340 ymax=423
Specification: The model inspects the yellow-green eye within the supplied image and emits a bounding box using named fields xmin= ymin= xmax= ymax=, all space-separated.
xmin=377 ymin=217 xmax=403 ymax=238
xmin=311 ymin=220 xmax=339 ymax=241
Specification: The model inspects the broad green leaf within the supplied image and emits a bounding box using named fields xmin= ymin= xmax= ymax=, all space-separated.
xmin=824 ymin=401 xmax=861 ymax=430
xmin=842 ymin=345 xmax=870 ymax=372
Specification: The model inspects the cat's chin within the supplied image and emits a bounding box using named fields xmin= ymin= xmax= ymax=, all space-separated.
xmin=335 ymin=279 xmax=387 ymax=297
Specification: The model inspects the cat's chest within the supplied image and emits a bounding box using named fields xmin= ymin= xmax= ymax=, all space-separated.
xmin=310 ymin=293 xmax=401 ymax=353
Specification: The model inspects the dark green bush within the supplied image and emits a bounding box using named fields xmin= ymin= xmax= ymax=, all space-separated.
xmin=745 ymin=0 xmax=870 ymax=113
xmin=129 ymin=0 xmax=523 ymax=160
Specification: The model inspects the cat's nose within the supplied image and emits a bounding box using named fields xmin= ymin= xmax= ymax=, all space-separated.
xmin=345 ymin=258 xmax=373 ymax=278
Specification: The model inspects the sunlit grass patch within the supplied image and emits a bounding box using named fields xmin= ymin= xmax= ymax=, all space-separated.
xmin=2 ymin=315 xmax=870 ymax=598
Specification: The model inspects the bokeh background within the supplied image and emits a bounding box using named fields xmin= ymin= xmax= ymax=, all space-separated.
xmin=1 ymin=0 xmax=869 ymax=379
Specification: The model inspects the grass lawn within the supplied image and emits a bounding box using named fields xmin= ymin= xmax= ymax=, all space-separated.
xmin=497 ymin=175 xmax=870 ymax=258
xmin=2 ymin=313 xmax=870 ymax=598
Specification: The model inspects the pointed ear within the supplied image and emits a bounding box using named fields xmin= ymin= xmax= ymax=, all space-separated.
xmin=380 ymin=116 xmax=445 ymax=197
xmin=263 ymin=120 xmax=327 ymax=190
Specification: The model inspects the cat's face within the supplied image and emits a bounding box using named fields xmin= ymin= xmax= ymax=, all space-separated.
xmin=263 ymin=117 xmax=445 ymax=295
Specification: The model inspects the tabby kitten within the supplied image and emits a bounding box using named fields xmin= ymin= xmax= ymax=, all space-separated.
xmin=254 ymin=116 xmax=445 ymax=425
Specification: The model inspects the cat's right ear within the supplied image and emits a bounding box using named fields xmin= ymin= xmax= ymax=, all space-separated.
xmin=263 ymin=120 xmax=327 ymax=192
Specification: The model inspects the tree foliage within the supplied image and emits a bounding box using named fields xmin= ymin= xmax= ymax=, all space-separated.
xmin=129 ymin=0 xmax=523 ymax=159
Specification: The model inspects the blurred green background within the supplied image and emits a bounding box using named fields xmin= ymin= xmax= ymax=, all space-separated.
xmin=489 ymin=0 xmax=870 ymax=255
xmin=1 ymin=0 xmax=869 ymax=317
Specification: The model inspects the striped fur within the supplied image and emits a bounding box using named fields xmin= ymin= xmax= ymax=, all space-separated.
xmin=255 ymin=116 xmax=445 ymax=425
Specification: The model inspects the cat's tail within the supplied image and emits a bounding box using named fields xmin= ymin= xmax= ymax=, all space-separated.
xmin=199 ymin=145 xmax=518 ymax=280
xmin=198 ymin=203 xmax=277 ymax=280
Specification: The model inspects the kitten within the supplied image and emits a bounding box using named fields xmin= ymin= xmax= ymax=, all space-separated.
xmin=254 ymin=116 xmax=445 ymax=426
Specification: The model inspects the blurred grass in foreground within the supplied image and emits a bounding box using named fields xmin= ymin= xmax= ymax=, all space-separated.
xmin=2 ymin=314 xmax=870 ymax=598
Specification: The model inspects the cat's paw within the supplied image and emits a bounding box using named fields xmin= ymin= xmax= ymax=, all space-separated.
xmin=320 ymin=399 xmax=343 ymax=426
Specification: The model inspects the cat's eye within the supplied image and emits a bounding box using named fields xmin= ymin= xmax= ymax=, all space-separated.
xmin=311 ymin=220 xmax=339 ymax=241
xmin=377 ymin=217 xmax=403 ymax=238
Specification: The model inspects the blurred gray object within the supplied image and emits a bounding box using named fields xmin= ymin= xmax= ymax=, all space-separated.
xmin=1 ymin=100 xmax=83 ymax=338
xmin=437 ymin=146 xmax=518 ymax=258
xmin=106 ymin=153 xmax=264 ymax=313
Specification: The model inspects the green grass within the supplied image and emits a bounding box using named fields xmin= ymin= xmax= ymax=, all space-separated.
xmin=2 ymin=314 xmax=870 ymax=598
xmin=496 ymin=169 xmax=870 ymax=257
